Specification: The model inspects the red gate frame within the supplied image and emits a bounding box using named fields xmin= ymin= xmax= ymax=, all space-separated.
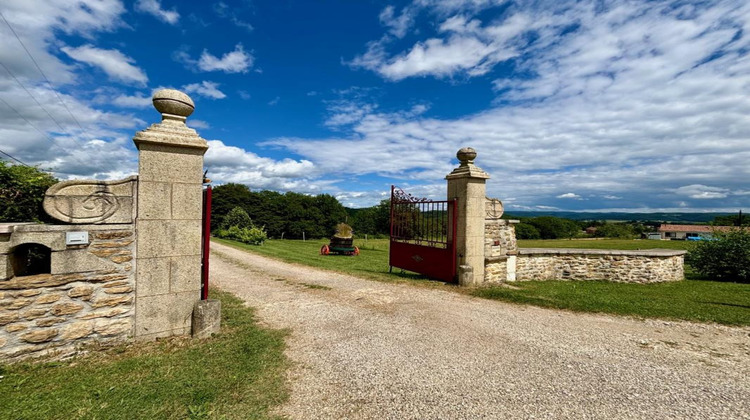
xmin=389 ymin=186 xmax=457 ymax=283
xmin=201 ymin=185 xmax=212 ymax=300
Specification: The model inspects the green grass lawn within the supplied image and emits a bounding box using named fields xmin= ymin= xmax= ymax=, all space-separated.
xmin=215 ymin=237 xmax=750 ymax=326
xmin=471 ymin=280 xmax=750 ymax=326
xmin=212 ymin=237 xmax=443 ymax=287
xmin=0 ymin=290 xmax=288 ymax=420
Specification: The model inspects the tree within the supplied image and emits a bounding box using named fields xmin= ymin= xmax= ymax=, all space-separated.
xmin=594 ymin=223 xmax=636 ymax=239
xmin=0 ymin=161 xmax=58 ymax=223
xmin=210 ymin=183 xmax=253 ymax=231
xmin=687 ymin=229 xmax=750 ymax=283
xmin=526 ymin=216 xmax=580 ymax=239
xmin=515 ymin=223 xmax=541 ymax=239
xmin=221 ymin=207 xmax=253 ymax=229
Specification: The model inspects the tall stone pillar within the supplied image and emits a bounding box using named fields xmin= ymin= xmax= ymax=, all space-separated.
xmin=446 ymin=147 xmax=490 ymax=286
xmin=133 ymin=90 xmax=208 ymax=339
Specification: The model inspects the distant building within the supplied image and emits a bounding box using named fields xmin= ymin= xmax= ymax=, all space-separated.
xmin=657 ymin=224 xmax=736 ymax=240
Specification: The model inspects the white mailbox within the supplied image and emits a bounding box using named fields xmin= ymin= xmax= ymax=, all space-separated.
xmin=66 ymin=231 xmax=89 ymax=246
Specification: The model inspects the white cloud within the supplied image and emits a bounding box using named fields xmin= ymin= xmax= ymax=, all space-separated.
xmin=182 ymin=81 xmax=226 ymax=99
xmin=557 ymin=193 xmax=582 ymax=199
xmin=198 ymin=44 xmax=253 ymax=73
xmin=379 ymin=5 xmax=415 ymax=38
xmin=135 ymin=0 xmax=179 ymax=25
xmin=111 ymin=93 xmax=152 ymax=108
xmin=268 ymin=96 xmax=280 ymax=106
xmin=62 ymin=45 xmax=148 ymax=85
xmin=187 ymin=119 xmax=210 ymax=129
xmin=289 ymin=1 xmax=744 ymax=209
xmin=204 ymin=140 xmax=322 ymax=192
xmin=674 ymin=185 xmax=730 ymax=200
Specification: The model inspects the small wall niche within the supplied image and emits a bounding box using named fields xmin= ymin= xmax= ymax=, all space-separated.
xmin=10 ymin=243 xmax=52 ymax=277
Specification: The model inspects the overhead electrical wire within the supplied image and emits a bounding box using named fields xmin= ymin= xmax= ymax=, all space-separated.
xmin=0 ymin=148 xmax=31 ymax=167
xmin=0 ymin=10 xmax=108 ymax=175
xmin=0 ymin=62 xmax=68 ymax=133
xmin=0 ymin=10 xmax=86 ymax=133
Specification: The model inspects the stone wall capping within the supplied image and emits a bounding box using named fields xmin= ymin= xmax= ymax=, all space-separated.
xmin=518 ymin=248 xmax=687 ymax=257
xmin=0 ymin=223 xmax=35 ymax=234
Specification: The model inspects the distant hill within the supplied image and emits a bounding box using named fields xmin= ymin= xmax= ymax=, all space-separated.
xmin=503 ymin=211 xmax=733 ymax=223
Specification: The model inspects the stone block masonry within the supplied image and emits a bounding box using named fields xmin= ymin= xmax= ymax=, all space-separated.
xmin=0 ymin=225 xmax=135 ymax=362
xmin=514 ymin=249 xmax=686 ymax=283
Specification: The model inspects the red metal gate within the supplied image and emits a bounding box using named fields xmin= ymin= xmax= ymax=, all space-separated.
xmin=389 ymin=186 xmax=457 ymax=283
xmin=200 ymin=185 xmax=212 ymax=300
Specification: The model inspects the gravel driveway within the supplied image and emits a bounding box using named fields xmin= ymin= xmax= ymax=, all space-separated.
xmin=210 ymin=241 xmax=749 ymax=419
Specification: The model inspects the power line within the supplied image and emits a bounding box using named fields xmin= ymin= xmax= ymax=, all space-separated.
xmin=0 ymin=94 xmax=91 ymax=172
xmin=0 ymin=62 xmax=68 ymax=133
xmin=0 ymin=148 xmax=31 ymax=167
xmin=0 ymin=10 xmax=86 ymax=133
xmin=0 ymin=95 xmax=61 ymax=145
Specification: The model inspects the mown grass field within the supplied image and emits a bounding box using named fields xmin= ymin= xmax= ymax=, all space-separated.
xmin=0 ymin=290 xmax=288 ymax=420
xmin=216 ymin=237 xmax=750 ymax=326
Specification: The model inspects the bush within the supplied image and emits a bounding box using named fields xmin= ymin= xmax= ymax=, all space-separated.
xmin=515 ymin=223 xmax=541 ymax=239
xmin=686 ymin=229 xmax=750 ymax=283
xmin=215 ymin=225 xmax=268 ymax=246
xmin=0 ymin=161 xmax=57 ymax=223
xmin=221 ymin=207 xmax=253 ymax=230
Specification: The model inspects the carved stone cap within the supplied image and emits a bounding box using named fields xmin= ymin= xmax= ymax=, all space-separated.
xmin=446 ymin=147 xmax=489 ymax=180
xmin=133 ymin=89 xmax=208 ymax=152
xmin=153 ymin=89 xmax=195 ymax=120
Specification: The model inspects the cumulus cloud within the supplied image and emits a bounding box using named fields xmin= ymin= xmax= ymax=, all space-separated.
xmin=182 ymin=81 xmax=226 ymax=99
xmin=135 ymin=0 xmax=179 ymax=25
xmin=204 ymin=140 xmax=325 ymax=192
xmin=674 ymin=185 xmax=730 ymax=200
xmin=557 ymin=193 xmax=582 ymax=199
xmin=273 ymin=0 xmax=750 ymax=210
xmin=198 ymin=44 xmax=253 ymax=73
xmin=62 ymin=45 xmax=148 ymax=85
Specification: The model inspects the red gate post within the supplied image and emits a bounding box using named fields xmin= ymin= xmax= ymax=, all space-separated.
xmin=201 ymin=184 xmax=212 ymax=300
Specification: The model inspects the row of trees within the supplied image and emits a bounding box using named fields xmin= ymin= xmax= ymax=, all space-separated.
xmin=211 ymin=183 xmax=348 ymax=239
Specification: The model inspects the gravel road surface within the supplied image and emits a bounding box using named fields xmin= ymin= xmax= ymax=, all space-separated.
xmin=210 ymin=241 xmax=749 ymax=419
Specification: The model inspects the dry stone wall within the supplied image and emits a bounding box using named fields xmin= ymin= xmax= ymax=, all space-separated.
xmin=0 ymin=224 xmax=135 ymax=361
xmin=516 ymin=249 xmax=685 ymax=283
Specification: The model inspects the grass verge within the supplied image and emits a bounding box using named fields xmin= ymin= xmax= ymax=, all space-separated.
xmin=214 ymin=237 xmax=749 ymax=326
xmin=0 ymin=289 xmax=288 ymax=420
xmin=212 ymin=237 xmax=444 ymax=287
xmin=471 ymin=280 xmax=750 ymax=326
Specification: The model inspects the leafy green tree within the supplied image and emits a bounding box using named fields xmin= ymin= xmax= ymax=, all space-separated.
xmin=221 ymin=207 xmax=253 ymax=229
xmin=0 ymin=161 xmax=57 ymax=223
xmin=526 ymin=216 xmax=580 ymax=239
xmin=687 ymin=229 xmax=750 ymax=283
xmin=515 ymin=223 xmax=541 ymax=239
xmin=594 ymin=223 xmax=636 ymax=239
xmin=210 ymin=183 xmax=253 ymax=231
xmin=712 ymin=214 xmax=749 ymax=227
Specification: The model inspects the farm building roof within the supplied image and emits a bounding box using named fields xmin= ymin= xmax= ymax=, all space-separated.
xmin=657 ymin=224 xmax=736 ymax=233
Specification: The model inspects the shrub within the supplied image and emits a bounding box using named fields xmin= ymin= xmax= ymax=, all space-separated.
xmin=0 ymin=161 xmax=57 ymax=223
xmin=221 ymin=207 xmax=253 ymax=230
xmin=216 ymin=225 xmax=268 ymax=246
xmin=686 ymin=229 xmax=750 ymax=283
xmin=515 ymin=223 xmax=541 ymax=239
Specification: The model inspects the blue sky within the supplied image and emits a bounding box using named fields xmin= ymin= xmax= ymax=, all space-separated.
xmin=1 ymin=0 xmax=749 ymax=211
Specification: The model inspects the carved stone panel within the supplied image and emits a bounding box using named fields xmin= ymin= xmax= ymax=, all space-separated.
xmin=485 ymin=197 xmax=504 ymax=219
xmin=43 ymin=176 xmax=137 ymax=224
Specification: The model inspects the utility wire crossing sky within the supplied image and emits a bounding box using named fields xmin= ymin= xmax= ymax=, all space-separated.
xmin=0 ymin=0 xmax=749 ymax=211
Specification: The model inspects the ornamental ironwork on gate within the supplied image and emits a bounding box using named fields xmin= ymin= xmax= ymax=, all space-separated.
xmin=389 ymin=186 xmax=457 ymax=283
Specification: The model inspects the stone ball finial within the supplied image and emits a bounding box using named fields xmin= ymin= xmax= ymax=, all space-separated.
xmin=152 ymin=89 xmax=195 ymax=119
xmin=457 ymin=147 xmax=477 ymax=166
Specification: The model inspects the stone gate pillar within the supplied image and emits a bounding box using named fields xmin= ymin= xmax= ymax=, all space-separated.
xmin=132 ymin=90 xmax=208 ymax=339
xmin=446 ymin=147 xmax=490 ymax=286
